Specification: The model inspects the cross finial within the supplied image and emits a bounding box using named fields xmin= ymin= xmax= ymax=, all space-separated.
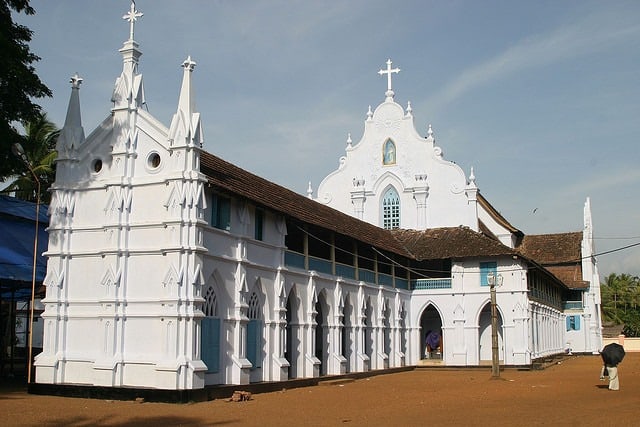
xmin=378 ymin=59 xmax=400 ymax=99
xmin=182 ymin=56 xmax=197 ymax=71
xmin=70 ymin=73 xmax=83 ymax=89
xmin=123 ymin=1 xmax=143 ymax=41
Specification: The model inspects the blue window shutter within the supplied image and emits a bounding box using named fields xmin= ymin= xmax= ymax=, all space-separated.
xmin=211 ymin=195 xmax=219 ymax=227
xmin=220 ymin=197 xmax=231 ymax=230
xmin=566 ymin=316 xmax=571 ymax=331
xmin=480 ymin=262 xmax=497 ymax=287
xmin=212 ymin=194 xmax=231 ymax=230
xmin=574 ymin=316 xmax=581 ymax=331
xmin=255 ymin=209 xmax=264 ymax=241
xmin=201 ymin=317 xmax=220 ymax=373
xmin=247 ymin=319 xmax=262 ymax=368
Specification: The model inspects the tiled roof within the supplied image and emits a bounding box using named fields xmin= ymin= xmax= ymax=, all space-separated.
xmin=518 ymin=232 xmax=586 ymax=289
xmin=391 ymin=226 xmax=517 ymax=260
xmin=518 ymin=232 xmax=583 ymax=264
xmin=199 ymin=150 xmax=582 ymax=291
xmin=545 ymin=265 xmax=589 ymax=290
xmin=200 ymin=151 xmax=413 ymax=257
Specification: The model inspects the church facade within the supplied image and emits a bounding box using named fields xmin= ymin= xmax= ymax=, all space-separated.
xmin=34 ymin=4 xmax=602 ymax=391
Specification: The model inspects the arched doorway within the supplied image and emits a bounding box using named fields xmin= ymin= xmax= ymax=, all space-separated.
xmin=246 ymin=289 xmax=264 ymax=382
xmin=201 ymin=285 xmax=220 ymax=383
xmin=419 ymin=305 xmax=443 ymax=360
xmin=478 ymin=303 xmax=504 ymax=362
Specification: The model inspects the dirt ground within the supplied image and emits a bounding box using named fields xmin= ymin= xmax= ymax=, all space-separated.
xmin=1 ymin=354 xmax=638 ymax=427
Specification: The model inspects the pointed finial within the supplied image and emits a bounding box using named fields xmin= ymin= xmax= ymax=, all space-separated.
xmin=427 ymin=124 xmax=434 ymax=138
xmin=70 ymin=73 xmax=83 ymax=89
xmin=469 ymin=167 xmax=476 ymax=184
xmin=367 ymin=105 xmax=373 ymax=120
xmin=182 ymin=55 xmax=196 ymax=71
xmin=123 ymin=1 xmax=143 ymax=41
xmin=406 ymin=101 xmax=412 ymax=116
xmin=346 ymin=133 xmax=352 ymax=149
xmin=307 ymin=181 xmax=313 ymax=199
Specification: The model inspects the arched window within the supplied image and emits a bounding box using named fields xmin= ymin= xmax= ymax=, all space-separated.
xmin=382 ymin=139 xmax=396 ymax=165
xmin=203 ymin=286 xmax=218 ymax=317
xmin=201 ymin=286 xmax=220 ymax=373
xmin=247 ymin=291 xmax=262 ymax=369
xmin=382 ymin=187 xmax=400 ymax=229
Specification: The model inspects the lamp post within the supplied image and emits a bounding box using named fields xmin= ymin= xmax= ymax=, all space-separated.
xmin=11 ymin=142 xmax=40 ymax=384
xmin=487 ymin=271 xmax=502 ymax=379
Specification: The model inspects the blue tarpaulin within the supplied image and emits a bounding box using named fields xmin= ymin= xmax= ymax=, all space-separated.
xmin=0 ymin=195 xmax=48 ymax=300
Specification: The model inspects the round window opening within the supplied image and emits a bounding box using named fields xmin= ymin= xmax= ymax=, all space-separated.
xmin=148 ymin=152 xmax=161 ymax=169
xmin=92 ymin=159 xmax=103 ymax=173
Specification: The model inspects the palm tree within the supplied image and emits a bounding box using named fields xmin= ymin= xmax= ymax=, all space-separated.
xmin=601 ymin=273 xmax=627 ymax=323
xmin=5 ymin=113 xmax=59 ymax=204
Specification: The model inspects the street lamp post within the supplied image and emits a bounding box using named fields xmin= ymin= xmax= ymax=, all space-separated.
xmin=11 ymin=142 xmax=40 ymax=384
xmin=487 ymin=271 xmax=503 ymax=379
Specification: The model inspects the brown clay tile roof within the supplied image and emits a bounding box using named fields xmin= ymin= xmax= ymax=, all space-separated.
xmin=518 ymin=232 xmax=586 ymax=289
xmin=200 ymin=151 xmax=412 ymax=257
xmin=518 ymin=232 xmax=583 ymax=264
xmin=391 ymin=226 xmax=517 ymax=260
xmin=545 ymin=265 xmax=589 ymax=290
xmin=199 ymin=150 xmax=582 ymax=292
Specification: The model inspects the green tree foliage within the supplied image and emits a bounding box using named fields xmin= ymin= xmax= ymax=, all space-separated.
xmin=4 ymin=112 xmax=58 ymax=203
xmin=601 ymin=273 xmax=640 ymax=337
xmin=0 ymin=0 xmax=52 ymax=180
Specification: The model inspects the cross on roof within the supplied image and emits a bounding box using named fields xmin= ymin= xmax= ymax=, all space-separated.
xmin=70 ymin=73 xmax=83 ymax=89
xmin=378 ymin=59 xmax=400 ymax=93
xmin=123 ymin=1 xmax=143 ymax=41
xmin=182 ymin=56 xmax=197 ymax=72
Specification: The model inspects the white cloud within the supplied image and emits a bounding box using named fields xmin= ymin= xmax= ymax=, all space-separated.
xmin=427 ymin=12 xmax=640 ymax=108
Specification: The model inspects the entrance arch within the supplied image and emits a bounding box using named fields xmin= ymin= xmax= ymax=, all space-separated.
xmin=419 ymin=304 xmax=443 ymax=360
xmin=478 ymin=303 xmax=504 ymax=362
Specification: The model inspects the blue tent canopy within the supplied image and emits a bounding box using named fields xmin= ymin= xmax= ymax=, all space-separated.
xmin=0 ymin=195 xmax=48 ymax=300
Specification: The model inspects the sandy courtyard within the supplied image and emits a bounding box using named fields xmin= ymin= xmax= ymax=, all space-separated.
xmin=1 ymin=353 xmax=638 ymax=426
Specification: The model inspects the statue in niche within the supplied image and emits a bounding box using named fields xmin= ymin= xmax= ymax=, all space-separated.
xmin=383 ymin=139 xmax=396 ymax=165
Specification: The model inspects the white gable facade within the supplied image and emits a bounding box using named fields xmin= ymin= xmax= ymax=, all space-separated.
xmin=315 ymin=64 xmax=478 ymax=232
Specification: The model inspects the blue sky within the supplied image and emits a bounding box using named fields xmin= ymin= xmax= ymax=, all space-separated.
xmin=16 ymin=0 xmax=640 ymax=277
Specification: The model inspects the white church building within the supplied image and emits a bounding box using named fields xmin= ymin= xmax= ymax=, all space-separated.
xmin=34 ymin=4 xmax=602 ymax=391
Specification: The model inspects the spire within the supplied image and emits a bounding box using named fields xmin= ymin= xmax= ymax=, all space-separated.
xmin=177 ymin=56 xmax=197 ymax=120
xmin=584 ymin=197 xmax=593 ymax=242
xmin=168 ymin=56 xmax=203 ymax=148
xmin=346 ymin=133 xmax=352 ymax=149
xmin=378 ymin=59 xmax=400 ymax=101
xmin=112 ymin=1 xmax=145 ymax=111
xmin=57 ymin=73 xmax=85 ymax=154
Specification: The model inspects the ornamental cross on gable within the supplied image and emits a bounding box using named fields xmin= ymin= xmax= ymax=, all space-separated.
xmin=123 ymin=1 xmax=143 ymax=41
xmin=378 ymin=59 xmax=400 ymax=96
